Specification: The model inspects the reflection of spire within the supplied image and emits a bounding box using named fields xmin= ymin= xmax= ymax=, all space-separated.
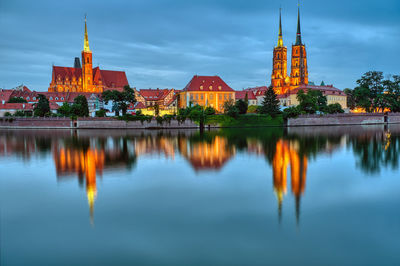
xmin=295 ymin=195 xmax=301 ymax=227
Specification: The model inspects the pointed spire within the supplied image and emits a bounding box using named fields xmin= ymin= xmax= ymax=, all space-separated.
xmin=277 ymin=8 xmax=284 ymax=48
xmin=295 ymin=2 xmax=302 ymax=45
xmin=84 ymin=15 xmax=91 ymax=52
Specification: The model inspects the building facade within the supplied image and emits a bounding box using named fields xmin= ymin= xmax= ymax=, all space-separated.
xmin=178 ymin=75 xmax=235 ymax=113
xmin=271 ymin=7 xmax=308 ymax=95
xmin=48 ymin=17 xmax=129 ymax=93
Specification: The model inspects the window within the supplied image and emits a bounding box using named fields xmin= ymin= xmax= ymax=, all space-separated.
xmin=200 ymin=86 xmax=203 ymax=90
xmin=219 ymin=94 xmax=222 ymax=100
xmin=61 ymin=97 xmax=64 ymax=100
xmin=200 ymin=94 xmax=204 ymax=100
xmin=209 ymin=86 xmax=213 ymax=90
xmin=55 ymin=97 xmax=59 ymax=100
xmin=27 ymin=97 xmax=30 ymax=100
xmin=33 ymin=97 xmax=36 ymax=100
xmin=49 ymin=97 xmax=53 ymax=100
xmin=224 ymin=94 xmax=227 ymax=100
xmin=210 ymin=94 xmax=213 ymax=100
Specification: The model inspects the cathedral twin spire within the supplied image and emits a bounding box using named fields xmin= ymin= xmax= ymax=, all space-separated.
xmin=276 ymin=5 xmax=303 ymax=47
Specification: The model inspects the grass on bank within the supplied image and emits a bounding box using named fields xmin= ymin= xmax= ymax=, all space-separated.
xmin=206 ymin=114 xmax=283 ymax=127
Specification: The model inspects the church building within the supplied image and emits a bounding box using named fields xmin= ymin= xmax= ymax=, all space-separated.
xmin=48 ymin=17 xmax=129 ymax=93
xmin=271 ymin=7 xmax=308 ymax=95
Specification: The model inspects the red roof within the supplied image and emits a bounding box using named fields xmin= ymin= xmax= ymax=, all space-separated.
xmin=100 ymin=69 xmax=129 ymax=91
xmin=0 ymin=89 xmax=14 ymax=103
xmin=292 ymin=84 xmax=345 ymax=96
xmin=52 ymin=66 xmax=82 ymax=80
xmin=51 ymin=66 xmax=128 ymax=92
xmin=245 ymin=86 xmax=268 ymax=97
xmin=184 ymin=75 xmax=234 ymax=92
xmin=0 ymin=103 xmax=34 ymax=110
xmin=235 ymin=90 xmax=256 ymax=100
xmin=139 ymin=89 xmax=173 ymax=101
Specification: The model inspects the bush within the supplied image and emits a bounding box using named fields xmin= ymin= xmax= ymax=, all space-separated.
xmin=224 ymin=100 xmax=239 ymax=118
xmin=247 ymin=105 xmax=258 ymax=114
xmin=156 ymin=116 xmax=163 ymax=125
xmin=95 ymin=109 xmax=107 ymax=117
xmin=325 ymin=103 xmax=345 ymax=114
xmin=204 ymin=106 xmax=216 ymax=115
xmin=235 ymin=99 xmax=248 ymax=114
xmin=283 ymin=106 xmax=301 ymax=119
xmin=14 ymin=110 xmax=26 ymax=117
xmin=135 ymin=110 xmax=142 ymax=116
xmin=4 ymin=112 xmax=12 ymax=117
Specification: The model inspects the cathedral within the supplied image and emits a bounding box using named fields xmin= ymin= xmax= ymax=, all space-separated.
xmin=271 ymin=7 xmax=308 ymax=95
xmin=48 ymin=17 xmax=129 ymax=93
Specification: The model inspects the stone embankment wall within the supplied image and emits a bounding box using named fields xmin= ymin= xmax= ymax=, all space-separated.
xmin=287 ymin=113 xmax=400 ymax=127
xmin=0 ymin=117 xmax=198 ymax=129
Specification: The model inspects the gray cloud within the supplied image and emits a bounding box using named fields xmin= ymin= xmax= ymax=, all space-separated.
xmin=0 ymin=0 xmax=399 ymax=91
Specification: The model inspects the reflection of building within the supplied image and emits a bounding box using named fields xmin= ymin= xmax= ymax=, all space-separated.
xmin=54 ymin=146 xmax=104 ymax=224
xmin=272 ymin=140 xmax=307 ymax=224
xmin=134 ymin=136 xmax=176 ymax=159
xmin=178 ymin=136 xmax=235 ymax=171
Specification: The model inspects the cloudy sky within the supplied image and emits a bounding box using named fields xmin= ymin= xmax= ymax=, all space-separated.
xmin=0 ymin=0 xmax=399 ymax=92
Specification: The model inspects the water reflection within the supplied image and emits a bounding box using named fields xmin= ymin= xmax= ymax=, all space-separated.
xmin=1 ymin=124 xmax=400 ymax=225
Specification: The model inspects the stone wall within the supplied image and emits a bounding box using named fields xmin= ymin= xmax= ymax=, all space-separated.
xmin=0 ymin=117 xmax=72 ymax=128
xmin=287 ymin=113 xmax=400 ymax=126
xmin=0 ymin=117 xmax=198 ymax=129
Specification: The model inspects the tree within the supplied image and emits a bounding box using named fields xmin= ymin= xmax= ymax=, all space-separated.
xmin=71 ymin=95 xmax=89 ymax=117
xmin=235 ymin=99 xmax=248 ymax=114
xmin=8 ymin=97 xmax=27 ymax=103
xmin=57 ymin=102 xmax=71 ymax=117
xmin=344 ymin=88 xmax=356 ymax=110
xmin=297 ymin=90 xmax=318 ymax=114
xmin=223 ymin=99 xmax=239 ymax=118
xmin=102 ymin=85 xmax=136 ymax=116
xmin=204 ymin=106 xmax=216 ymax=115
xmin=244 ymin=92 xmax=249 ymax=106
xmin=259 ymin=87 xmax=281 ymax=117
xmin=34 ymin=94 xmax=50 ymax=117
xmin=95 ymin=109 xmax=107 ymax=117
xmin=14 ymin=110 xmax=26 ymax=117
xmin=356 ymin=71 xmax=385 ymax=111
xmin=325 ymin=103 xmax=344 ymax=114
xmin=154 ymin=103 xmax=160 ymax=116
xmin=283 ymin=106 xmax=301 ymax=119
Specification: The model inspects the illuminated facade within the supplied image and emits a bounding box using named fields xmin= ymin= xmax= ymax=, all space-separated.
xmin=178 ymin=75 xmax=236 ymax=113
xmin=271 ymin=6 xmax=309 ymax=95
xmin=48 ymin=17 xmax=129 ymax=93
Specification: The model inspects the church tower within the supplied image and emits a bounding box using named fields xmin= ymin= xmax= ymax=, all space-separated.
xmin=82 ymin=16 xmax=93 ymax=92
xmin=271 ymin=9 xmax=289 ymax=95
xmin=290 ymin=6 xmax=308 ymax=88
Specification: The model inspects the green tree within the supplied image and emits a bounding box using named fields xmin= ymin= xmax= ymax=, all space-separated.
xmin=14 ymin=110 xmax=26 ymax=117
xmin=8 ymin=97 xmax=27 ymax=103
xmin=102 ymin=85 xmax=136 ymax=116
xmin=283 ymin=106 xmax=301 ymax=119
xmin=204 ymin=106 xmax=216 ymax=115
xmin=57 ymin=102 xmax=71 ymax=117
xmin=244 ymin=92 xmax=249 ymax=106
xmin=344 ymin=88 xmax=356 ymax=110
xmin=356 ymin=71 xmax=386 ymax=111
xmin=258 ymin=87 xmax=281 ymax=117
xmin=325 ymin=103 xmax=344 ymax=114
xmin=95 ymin=109 xmax=107 ymax=117
xmin=223 ymin=99 xmax=239 ymax=118
xmin=296 ymin=89 xmax=328 ymax=114
xmin=34 ymin=94 xmax=50 ymax=117
xmin=154 ymin=103 xmax=160 ymax=116
xmin=71 ymin=95 xmax=89 ymax=117
xmin=235 ymin=99 xmax=248 ymax=114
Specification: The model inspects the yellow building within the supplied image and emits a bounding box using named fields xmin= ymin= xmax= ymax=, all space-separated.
xmin=178 ymin=75 xmax=236 ymax=113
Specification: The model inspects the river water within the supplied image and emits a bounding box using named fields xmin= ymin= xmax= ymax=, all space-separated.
xmin=0 ymin=126 xmax=399 ymax=266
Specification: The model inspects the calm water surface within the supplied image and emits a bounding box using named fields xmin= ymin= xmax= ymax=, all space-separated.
xmin=1 ymin=126 xmax=399 ymax=266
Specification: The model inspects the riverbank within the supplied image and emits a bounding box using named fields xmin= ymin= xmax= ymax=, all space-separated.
xmin=1 ymin=113 xmax=400 ymax=129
